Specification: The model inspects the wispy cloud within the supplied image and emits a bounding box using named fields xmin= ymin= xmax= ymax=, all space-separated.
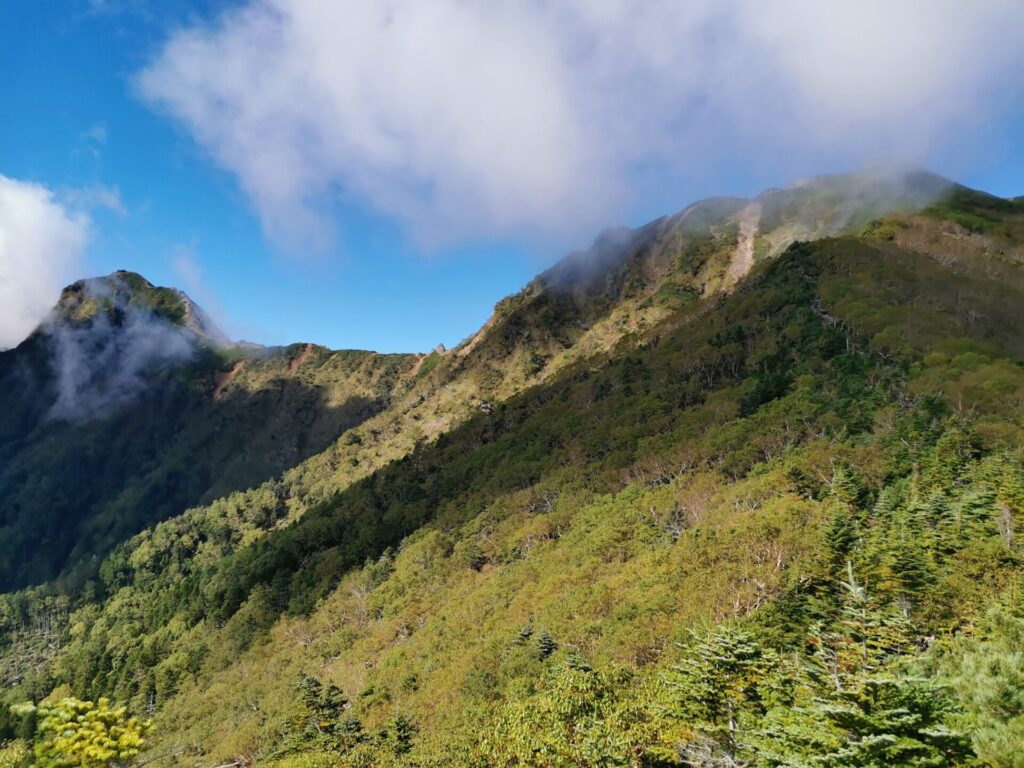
xmin=46 ymin=278 xmax=197 ymax=422
xmin=61 ymin=183 xmax=127 ymax=216
xmin=74 ymin=121 xmax=110 ymax=164
xmin=82 ymin=121 xmax=108 ymax=145
xmin=0 ymin=175 xmax=90 ymax=349
xmin=138 ymin=0 xmax=1024 ymax=252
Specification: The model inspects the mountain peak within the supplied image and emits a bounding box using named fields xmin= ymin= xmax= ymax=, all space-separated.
xmin=53 ymin=269 xmax=229 ymax=344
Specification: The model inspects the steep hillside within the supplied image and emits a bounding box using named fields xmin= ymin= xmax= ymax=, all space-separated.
xmin=0 ymin=170 xmax=949 ymax=595
xmin=3 ymin=171 xmax=1024 ymax=768
xmin=265 ymin=169 xmax=960 ymax=516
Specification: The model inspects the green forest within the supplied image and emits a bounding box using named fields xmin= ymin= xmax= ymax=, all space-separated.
xmin=2 ymin=174 xmax=1024 ymax=766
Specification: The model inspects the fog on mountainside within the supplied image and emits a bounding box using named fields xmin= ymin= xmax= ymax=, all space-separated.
xmin=46 ymin=300 xmax=197 ymax=424
xmin=542 ymin=168 xmax=954 ymax=292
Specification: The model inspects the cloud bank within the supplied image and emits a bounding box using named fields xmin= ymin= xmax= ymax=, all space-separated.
xmin=139 ymin=0 xmax=1024 ymax=251
xmin=0 ymin=176 xmax=90 ymax=349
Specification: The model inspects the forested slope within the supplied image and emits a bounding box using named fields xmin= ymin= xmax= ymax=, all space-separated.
xmin=2 ymin=173 xmax=1024 ymax=767
xmin=0 ymin=271 xmax=419 ymax=591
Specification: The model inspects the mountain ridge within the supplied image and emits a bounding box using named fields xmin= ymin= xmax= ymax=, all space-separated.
xmin=2 ymin=167 xmax=1024 ymax=767
xmin=0 ymin=167 xmax=1003 ymax=591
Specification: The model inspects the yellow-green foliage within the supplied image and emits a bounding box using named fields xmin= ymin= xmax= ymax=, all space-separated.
xmin=18 ymin=697 xmax=150 ymax=768
xmin=0 ymin=741 xmax=28 ymax=768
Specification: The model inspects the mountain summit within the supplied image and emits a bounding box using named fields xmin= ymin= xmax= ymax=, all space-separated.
xmin=51 ymin=269 xmax=230 ymax=345
xmin=0 ymin=267 xmax=424 ymax=588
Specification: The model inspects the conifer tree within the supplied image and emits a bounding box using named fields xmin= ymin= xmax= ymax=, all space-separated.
xmin=537 ymin=629 xmax=558 ymax=660
xmin=824 ymin=508 xmax=858 ymax=569
xmin=957 ymin=489 xmax=999 ymax=541
xmin=518 ymin=621 xmax=534 ymax=644
xmin=943 ymin=605 xmax=1024 ymax=768
xmin=829 ymin=463 xmax=862 ymax=508
xmin=759 ymin=566 xmax=973 ymax=767
xmin=383 ymin=714 xmax=417 ymax=756
xmin=662 ymin=626 xmax=780 ymax=766
xmin=284 ymin=673 xmax=355 ymax=753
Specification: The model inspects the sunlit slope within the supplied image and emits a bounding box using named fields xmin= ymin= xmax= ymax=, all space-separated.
xmin=0 ymin=170 xmax=960 ymax=591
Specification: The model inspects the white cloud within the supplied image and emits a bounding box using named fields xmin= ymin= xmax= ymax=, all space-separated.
xmin=0 ymin=176 xmax=90 ymax=349
xmin=138 ymin=0 xmax=1024 ymax=251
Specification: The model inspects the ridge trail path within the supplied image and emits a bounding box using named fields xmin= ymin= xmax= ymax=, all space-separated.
xmin=727 ymin=201 xmax=762 ymax=287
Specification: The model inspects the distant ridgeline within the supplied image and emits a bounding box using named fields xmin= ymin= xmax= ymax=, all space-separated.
xmin=2 ymin=170 xmax=1024 ymax=768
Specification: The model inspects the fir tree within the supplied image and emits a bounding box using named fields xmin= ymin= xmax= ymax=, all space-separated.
xmin=824 ymin=506 xmax=860 ymax=572
xmin=943 ymin=605 xmax=1024 ymax=768
xmin=285 ymin=673 xmax=352 ymax=752
xmin=518 ymin=621 xmax=534 ymax=645
xmin=538 ymin=629 xmax=558 ymax=660
xmin=383 ymin=714 xmax=417 ymax=756
xmin=759 ymin=566 xmax=973 ymax=767
xmin=662 ymin=626 xmax=780 ymax=766
xmin=829 ymin=463 xmax=863 ymax=508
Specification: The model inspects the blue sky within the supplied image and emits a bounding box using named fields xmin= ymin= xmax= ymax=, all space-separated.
xmin=0 ymin=1 xmax=537 ymax=352
xmin=2 ymin=1 xmax=1023 ymax=352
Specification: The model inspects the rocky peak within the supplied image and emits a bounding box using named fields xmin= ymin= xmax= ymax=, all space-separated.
xmin=52 ymin=269 xmax=230 ymax=344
